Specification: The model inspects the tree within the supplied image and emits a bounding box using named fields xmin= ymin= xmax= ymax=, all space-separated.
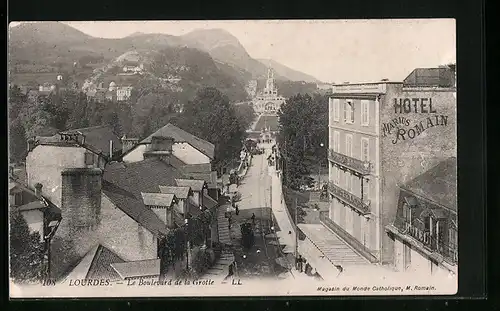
xmin=234 ymin=102 xmax=257 ymax=131
xmin=277 ymin=93 xmax=329 ymax=190
xmin=10 ymin=212 xmax=46 ymax=284
xmin=174 ymin=87 xmax=246 ymax=173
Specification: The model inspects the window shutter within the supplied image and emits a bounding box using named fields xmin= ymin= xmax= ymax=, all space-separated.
xmin=84 ymin=152 xmax=94 ymax=165
xmin=346 ymin=135 xmax=352 ymax=157
xmin=350 ymin=102 xmax=355 ymax=123
xmin=333 ymin=99 xmax=340 ymax=121
xmin=343 ymin=102 xmax=347 ymax=122
xmin=361 ymin=138 xmax=369 ymax=161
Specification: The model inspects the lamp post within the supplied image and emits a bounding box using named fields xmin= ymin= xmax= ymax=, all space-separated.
xmin=185 ymin=218 xmax=190 ymax=270
xmin=44 ymin=219 xmax=61 ymax=282
xmin=318 ymin=143 xmax=325 ymax=190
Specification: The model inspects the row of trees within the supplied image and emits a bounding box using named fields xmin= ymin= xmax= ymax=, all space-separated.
xmin=9 ymin=83 xmax=254 ymax=175
xmin=277 ymin=93 xmax=329 ymax=190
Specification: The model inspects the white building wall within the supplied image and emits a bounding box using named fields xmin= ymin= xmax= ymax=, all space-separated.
xmin=21 ymin=210 xmax=44 ymax=241
xmin=26 ymin=145 xmax=98 ymax=207
xmin=172 ymin=142 xmax=210 ymax=164
xmin=123 ymin=143 xmax=210 ymax=165
xmin=122 ymin=145 xmax=147 ymax=163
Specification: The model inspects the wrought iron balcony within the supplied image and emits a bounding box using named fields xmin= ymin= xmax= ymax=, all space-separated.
xmin=328 ymin=149 xmax=372 ymax=176
xmin=327 ymin=181 xmax=370 ymax=215
xmin=392 ymin=217 xmax=458 ymax=265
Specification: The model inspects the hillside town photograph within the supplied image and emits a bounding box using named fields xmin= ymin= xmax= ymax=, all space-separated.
xmin=8 ymin=19 xmax=457 ymax=297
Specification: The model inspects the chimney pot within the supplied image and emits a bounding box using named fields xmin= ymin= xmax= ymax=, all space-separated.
xmin=34 ymin=183 xmax=43 ymax=197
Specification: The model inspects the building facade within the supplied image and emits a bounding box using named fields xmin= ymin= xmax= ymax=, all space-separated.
xmin=253 ymin=67 xmax=286 ymax=115
xmin=326 ymin=66 xmax=457 ymax=270
xmin=116 ymin=86 xmax=133 ymax=101
xmin=386 ymin=157 xmax=457 ymax=276
xmin=122 ymin=123 xmax=215 ymax=165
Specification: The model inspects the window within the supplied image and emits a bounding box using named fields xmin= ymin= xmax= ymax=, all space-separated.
xmin=345 ymin=173 xmax=352 ymax=192
xmin=345 ymin=100 xmax=354 ymax=124
xmin=361 ymin=137 xmax=369 ymax=162
xmin=333 ymin=99 xmax=340 ymax=121
xmin=336 ymin=167 xmax=341 ymax=186
xmin=14 ymin=193 xmax=22 ymax=206
xmin=363 ymin=182 xmax=370 ymax=200
xmin=402 ymin=203 xmax=412 ymax=223
xmin=333 ymin=131 xmax=340 ymax=152
xmin=361 ymin=100 xmax=369 ymax=125
xmin=345 ymin=134 xmax=353 ymax=157
xmin=84 ymin=152 xmax=95 ymax=165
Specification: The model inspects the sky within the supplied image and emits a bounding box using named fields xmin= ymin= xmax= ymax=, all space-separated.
xmin=10 ymin=19 xmax=456 ymax=83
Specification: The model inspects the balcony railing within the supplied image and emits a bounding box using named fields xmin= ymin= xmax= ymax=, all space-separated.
xmin=328 ymin=149 xmax=372 ymax=176
xmin=327 ymin=182 xmax=370 ymax=215
xmin=393 ymin=218 xmax=458 ymax=265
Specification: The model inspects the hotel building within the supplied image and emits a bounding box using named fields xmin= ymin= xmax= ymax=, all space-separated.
xmin=326 ymin=66 xmax=457 ymax=274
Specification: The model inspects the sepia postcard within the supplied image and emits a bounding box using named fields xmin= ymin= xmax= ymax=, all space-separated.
xmin=8 ymin=19 xmax=457 ymax=298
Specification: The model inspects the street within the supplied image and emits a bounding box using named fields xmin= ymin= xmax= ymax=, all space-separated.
xmin=225 ymin=143 xmax=289 ymax=280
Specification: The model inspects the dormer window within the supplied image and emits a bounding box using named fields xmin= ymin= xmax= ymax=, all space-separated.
xmin=84 ymin=152 xmax=95 ymax=165
xmin=403 ymin=196 xmax=418 ymax=224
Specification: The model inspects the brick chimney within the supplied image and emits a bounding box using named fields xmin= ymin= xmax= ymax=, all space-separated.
xmin=144 ymin=136 xmax=174 ymax=162
xmin=34 ymin=183 xmax=43 ymax=197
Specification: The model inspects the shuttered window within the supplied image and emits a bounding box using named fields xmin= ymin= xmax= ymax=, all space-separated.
xmin=84 ymin=152 xmax=95 ymax=165
xmin=361 ymin=137 xmax=369 ymax=162
xmin=345 ymin=134 xmax=353 ymax=157
xmin=361 ymin=100 xmax=369 ymax=125
xmin=333 ymin=131 xmax=340 ymax=152
xmin=333 ymin=99 xmax=340 ymax=121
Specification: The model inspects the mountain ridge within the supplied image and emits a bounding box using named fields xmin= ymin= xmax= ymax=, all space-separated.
xmin=10 ymin=22 xmax=320 ymax=83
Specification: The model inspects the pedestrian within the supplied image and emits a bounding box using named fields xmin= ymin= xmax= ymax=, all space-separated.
xmin=302 ymin=258 xmax=307 ymax=273
xmin=295 ymin=256 xmax=300 ymax=271
xmin=298 ymin=255 xmax=304 ymax=272
xmin=233 ymin=260 xmax=238 ymax=276
xmin=235 ymin=204 xmax=239 ymax=215
xmin=228 ymin=214 xmax=232 ymax=230
xmin=305 ymin=262 xmax=312 ymax=275
xmin=223 ymin=262 xmax=234 ymax=281
xmin=251 ymin=213 xmax=256 ymax=226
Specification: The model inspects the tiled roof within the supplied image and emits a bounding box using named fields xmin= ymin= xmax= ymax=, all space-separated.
xmin=86 ymin=245 xmax=125 ymax=281
xmin=110 ymin=259 xmax=160 ymax=279
xmin=141 ymin=192 xmax=177 ymax=207
xmin=158 ymin=186 xmax=192 ymax=199
xmin=17 ymin=201 xmax=45 ymax=212
xmin=403 ymin=157 xmax=457 ymax=211
xmin=181 ymin=163 xmax=212 ymax=173
xmin=181 ymin=172 xmax=213 ymax=184
xmin=61 ymin=125 xmax=122 ymax=157
xmin=8 ymin=177 xmax=62 ymax=218
xmin=102 ymin=158 xmax=186 ymax=237
xmin=175 ymin=179 xmax=206 ymax=192
xmin=140 ymin=123 xmax=215 ymax=159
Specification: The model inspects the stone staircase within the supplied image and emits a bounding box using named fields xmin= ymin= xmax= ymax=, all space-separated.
xmin=204 ymin=249 xmax=235 ymax=280
xmin=217 ymin=204 xmax=232 ymax=245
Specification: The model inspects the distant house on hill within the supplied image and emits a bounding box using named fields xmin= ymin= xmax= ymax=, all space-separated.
xmin=116 ymin=86 xmax=133 ymax=101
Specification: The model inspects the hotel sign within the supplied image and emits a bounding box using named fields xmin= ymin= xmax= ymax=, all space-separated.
xmin=382 ymin=98 xmax=450 ymax=144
